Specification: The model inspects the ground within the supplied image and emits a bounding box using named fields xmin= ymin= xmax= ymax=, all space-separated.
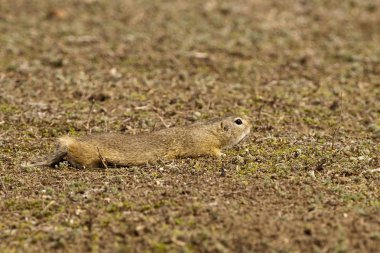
xmin=0 ymin=0 xmax=379 ymax=252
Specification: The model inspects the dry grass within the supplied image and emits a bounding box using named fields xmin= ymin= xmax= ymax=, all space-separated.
xmin=0 ymin=0 xmax=379 ymax=252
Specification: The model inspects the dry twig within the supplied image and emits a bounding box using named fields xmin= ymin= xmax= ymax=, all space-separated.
xmin=86 ymin=99 xmax=95 ymax=133
xmin=155 ymin=112 xmax=170 ymax=128
xmin=0 ymin=176 xmax=8 ymax=194
xmin=331 ymin=91 xmax=344 ymax=150
xmin=97 ymin=147 xmax=108 ymax=169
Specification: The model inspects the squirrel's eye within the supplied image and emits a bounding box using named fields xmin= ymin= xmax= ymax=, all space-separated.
xmin=234 ymin=118 xmax=243 ymax=125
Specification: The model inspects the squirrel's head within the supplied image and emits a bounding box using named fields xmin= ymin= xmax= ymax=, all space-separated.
xmin=216 ymin=116 xmax=251 ymax=148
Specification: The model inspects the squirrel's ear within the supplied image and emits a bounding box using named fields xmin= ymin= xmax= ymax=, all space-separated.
xmin=220 ymin=122 xmax=229 ymax=131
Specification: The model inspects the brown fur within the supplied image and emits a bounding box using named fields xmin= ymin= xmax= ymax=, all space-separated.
xmin=23 ymin=116 xmax=251 ymax=168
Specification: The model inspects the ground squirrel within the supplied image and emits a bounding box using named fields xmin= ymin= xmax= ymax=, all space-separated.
xmin=24 ymin=116 xmax=251 ymax=168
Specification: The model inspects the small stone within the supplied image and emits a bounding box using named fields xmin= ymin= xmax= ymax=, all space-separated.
xmin=308 ymin=170 xmax=316 ymax=180
xmin=294 ymin=149 xmax=302 ymax=158
xmin=46 ymin=8 xmax=68 ymax=20
xmin=109 ymin=68 xmax=122 ymax=78
xmin=193 ymin=111 xmax=201 ymax=119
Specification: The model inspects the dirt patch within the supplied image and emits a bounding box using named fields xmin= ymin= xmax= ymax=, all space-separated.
xmin=0 ymin=0 xmax=379 ymax=252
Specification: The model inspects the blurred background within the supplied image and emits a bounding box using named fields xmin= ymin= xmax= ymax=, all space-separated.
xmin=0 ymin=0 xmax=379 ymax=252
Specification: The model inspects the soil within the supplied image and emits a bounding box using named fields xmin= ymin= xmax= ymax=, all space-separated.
xmin=0 ymin=0 xmax=379 ymax=252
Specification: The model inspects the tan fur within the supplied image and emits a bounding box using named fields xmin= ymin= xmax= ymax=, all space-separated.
xmin=24 ymin=116 xmax=251 ymax=168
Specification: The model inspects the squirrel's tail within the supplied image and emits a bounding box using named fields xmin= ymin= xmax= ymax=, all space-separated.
xmin=22 ymin=149 xmax=67 ymax=168
xmin=21 ymin=137 xmax=71 ymax=168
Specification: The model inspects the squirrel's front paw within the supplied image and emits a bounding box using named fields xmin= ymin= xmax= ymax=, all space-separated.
xmin=212 ymin=149 xmax=226 ymax=158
